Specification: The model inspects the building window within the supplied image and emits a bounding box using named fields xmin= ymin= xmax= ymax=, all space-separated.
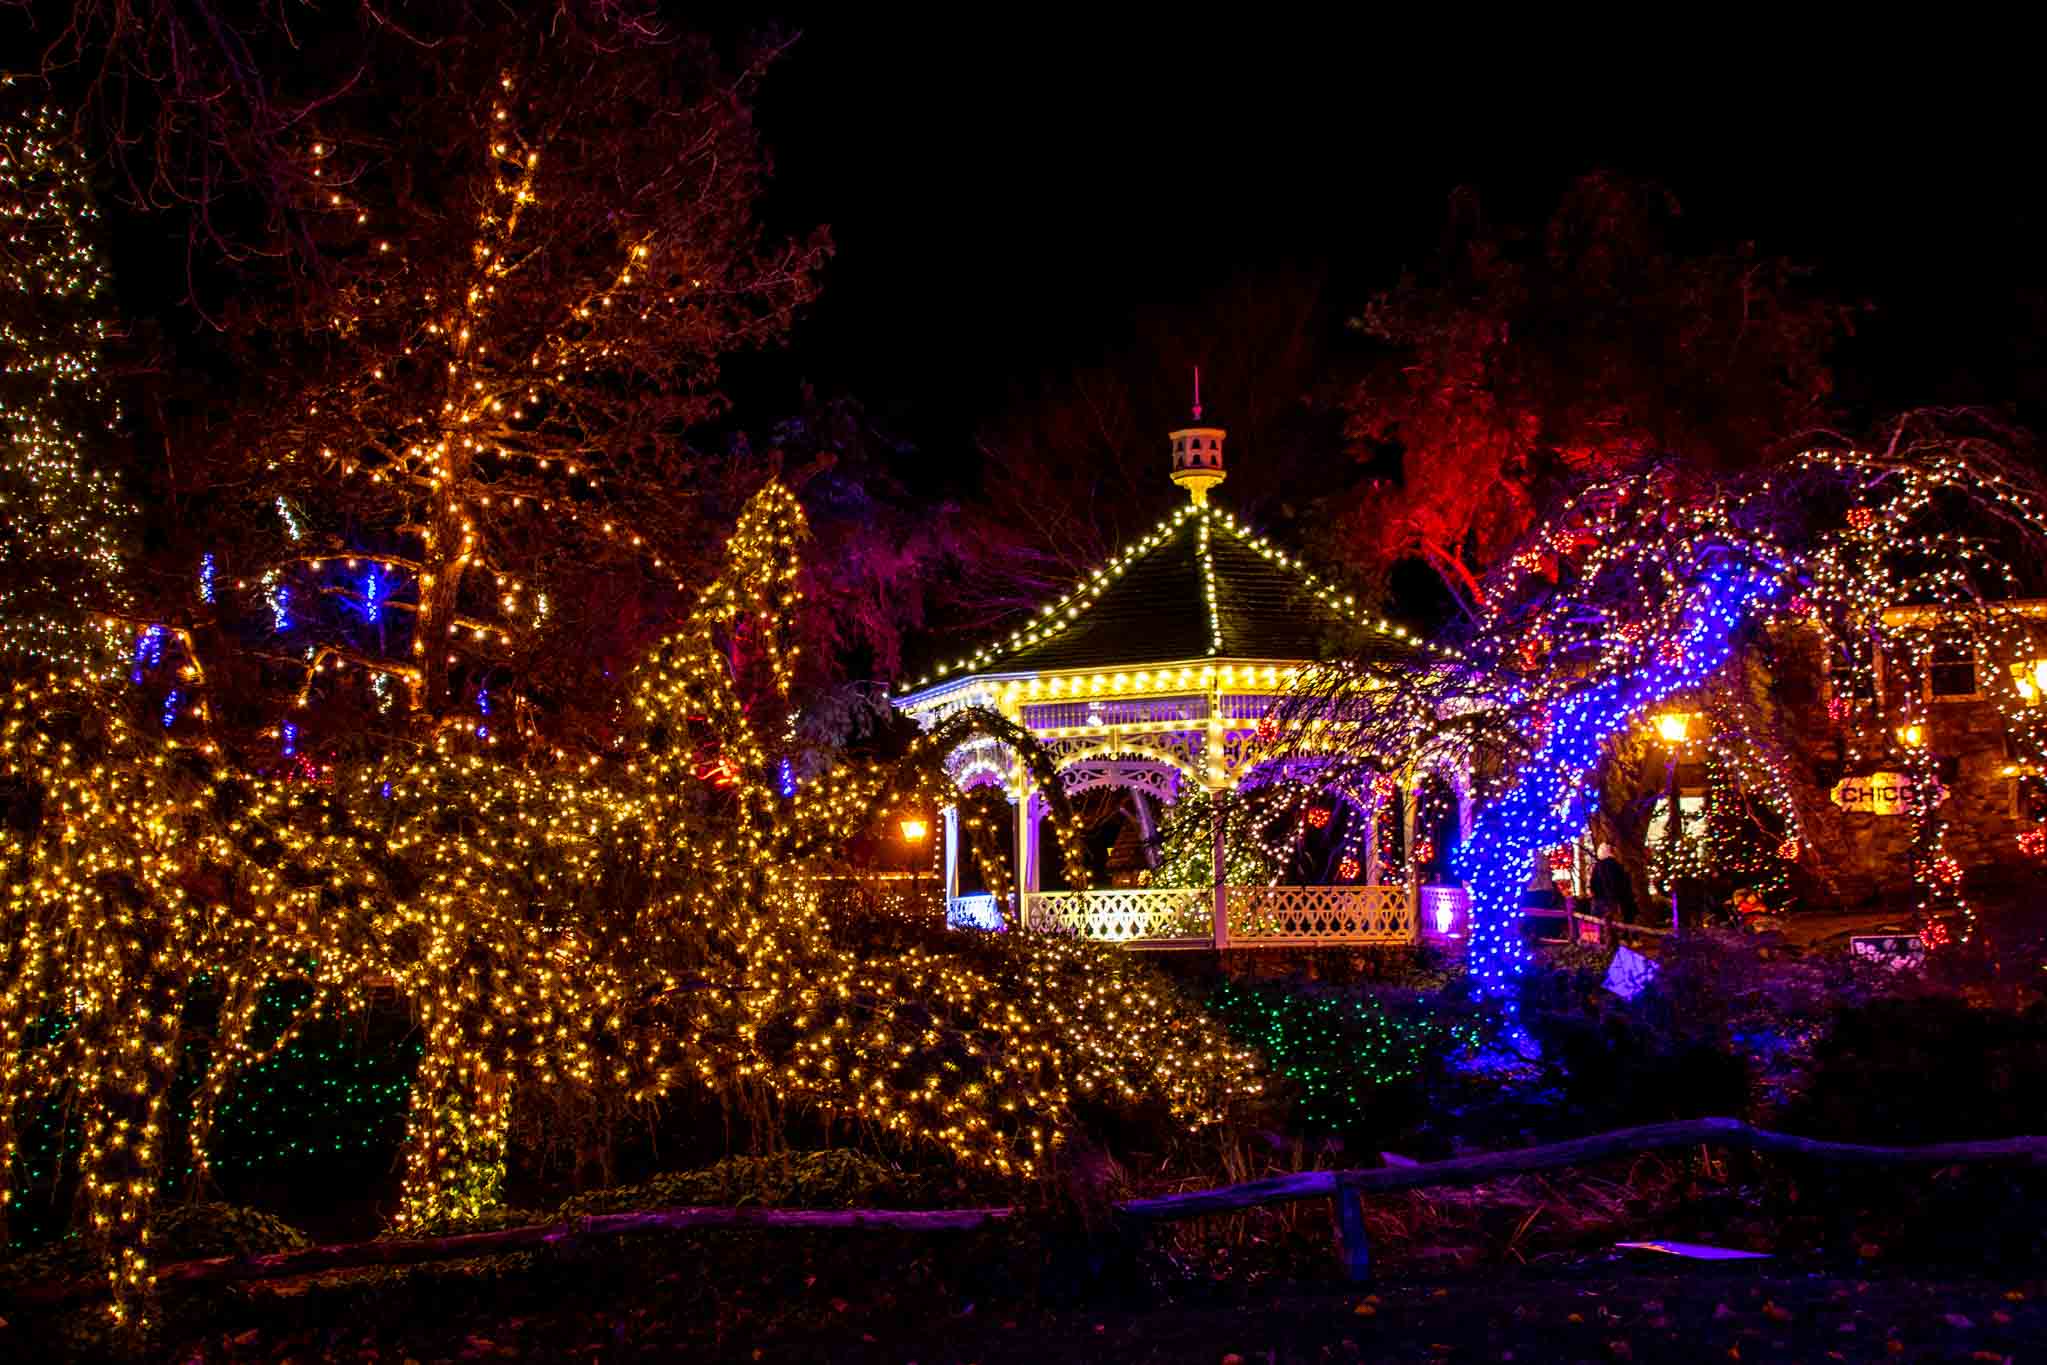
xmin=1927 ymin=639 xmax=1979 ymax=700
xmin=1824 ymin=642 xmax=1880 ymax=704
xmin=2014 ymin=773 xmax=2047 ymax=822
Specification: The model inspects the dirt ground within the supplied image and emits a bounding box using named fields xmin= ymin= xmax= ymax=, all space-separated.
xmin=133 ymin=1261 xmax=2042 ymax=1364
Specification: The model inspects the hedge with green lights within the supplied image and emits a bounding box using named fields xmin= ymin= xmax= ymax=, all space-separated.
xmin=1205 ymin=980 xmax=1478 ymax=1134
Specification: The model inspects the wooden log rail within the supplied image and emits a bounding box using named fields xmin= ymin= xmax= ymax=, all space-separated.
xmin=11 ymin=1119 xmax=2047 ymax=1303
xmin=1121 ymin=1117 xmax=2047 ymax=1282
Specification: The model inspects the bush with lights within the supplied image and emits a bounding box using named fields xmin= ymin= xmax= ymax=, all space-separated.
xmin=2 ymin=478 xmax=1265 ymax=1335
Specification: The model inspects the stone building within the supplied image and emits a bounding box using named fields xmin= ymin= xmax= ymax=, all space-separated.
xmin=1766 ymin=604 xmax=2047 ymax=913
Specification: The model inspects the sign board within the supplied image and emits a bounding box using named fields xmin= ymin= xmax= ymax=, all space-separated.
xmin=1830 ymin=772 xmax=1940 ymax=815
xmin=1850 ymin=934 xmax=1926 ymax=972
xmin=1603 ymin=945 xmax=1659 ymax=1000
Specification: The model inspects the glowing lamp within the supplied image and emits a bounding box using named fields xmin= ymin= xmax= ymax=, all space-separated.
xmin=1896 ymin=723 xmax=1926 ymax=749
xmin=1653 ymin=711 xmax=1694 ymax=745
xmin=899 ymin=816 xmax=929 ymax=843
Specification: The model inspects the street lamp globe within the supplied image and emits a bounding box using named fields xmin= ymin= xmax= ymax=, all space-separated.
xmin=1654 ymin=711 xmax=1693 ymax=745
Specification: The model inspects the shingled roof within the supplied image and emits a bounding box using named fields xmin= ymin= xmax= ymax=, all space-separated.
xmin=896 ymin=503 xmax=1426 ymax=697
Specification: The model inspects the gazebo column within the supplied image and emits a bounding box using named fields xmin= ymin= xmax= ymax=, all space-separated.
xmin=942 ymin=805 xmax=961 ymax=905
xmin=1204 ymin=687 xmax=1230 ymax=950
xmin=1024 ymin=792 xmax=1045 ymax=892
xmin=1400 ymin=779 xmax=1418 ymax=884
xmin=1364 ymin=796 xmax=1379 ymax=886
xmin=1210 ymin=786 xmax=1229 ymax=949
xmin=1009 ymin=764 xmax=1031 ymax=926
xmin=1130 ymin=791 xmax=1160 ymax=870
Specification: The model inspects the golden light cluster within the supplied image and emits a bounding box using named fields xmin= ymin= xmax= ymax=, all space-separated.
xmin=0 ymin=94 xmax=134 ymax=679
xmin=2 ymin=478 xmax=1260 ymax=1334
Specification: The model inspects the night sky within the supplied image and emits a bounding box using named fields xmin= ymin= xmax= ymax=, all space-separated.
xmin=730 ymin=17 xmax=2039 ymax=479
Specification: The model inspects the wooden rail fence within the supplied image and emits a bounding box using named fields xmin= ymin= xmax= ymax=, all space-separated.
xmin=13 ymin=1118 xmax=2047 ymax=1303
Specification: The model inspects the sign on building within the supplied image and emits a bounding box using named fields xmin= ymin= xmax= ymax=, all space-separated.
xmin=1830 ymin=772 xmax=1940 ymax=815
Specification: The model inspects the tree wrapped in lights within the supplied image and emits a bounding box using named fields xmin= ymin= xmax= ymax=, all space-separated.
xmin=0 ymin=675 xmax=364 ymax=1331
xmin=1284 ymin=414 xmax=2047 ymax=986
xmin=3 ymin=480 xmax=1260 ymax=1335
xmin=194 ymin=22 xmax=825 ymax=748
xmin=0 ymin=91 xmax=136 ymax=677
xmin=1275 ymin=465 xmax=1798 ymax=1004
xmin=605 ymin=485 xmax=1257 ymax=1171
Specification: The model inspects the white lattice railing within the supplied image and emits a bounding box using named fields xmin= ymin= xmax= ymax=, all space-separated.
xmin=1023 ymin=887 xmax=1212 ymax=942
xmin=1227 ymin=885 xmax=1417 ymax=946
xmin=945 ymin=894 xmax=1007 ymax=931
xmin=1019 ymin=885 xmax=1424 ymax=947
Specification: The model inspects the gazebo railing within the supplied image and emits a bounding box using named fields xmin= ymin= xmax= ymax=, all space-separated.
xmin=1226 ymin=884 xmax=1417 ymax=945
xmin=945 ymin=893 xmax=1005 ymax=931
xmin=1022 ymin=887 xmax=1212 ymax=941
xmin=1012 ymin=884 xmax=1459 ymax=948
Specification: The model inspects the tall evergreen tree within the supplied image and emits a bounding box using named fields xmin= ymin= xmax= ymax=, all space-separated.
xmin=0 ymin=85 xmax=134 ymax=677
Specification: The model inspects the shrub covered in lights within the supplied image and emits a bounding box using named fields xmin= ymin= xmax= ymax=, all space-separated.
xmin=0 ymin=479 xmax=1264 ymax=1334
xmin=1205 ymin=980 xmax=1476 ymax=1138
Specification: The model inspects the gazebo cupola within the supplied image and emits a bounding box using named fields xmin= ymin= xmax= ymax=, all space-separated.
xmin=1168 ymin=370 xmax=1227 ymax=506
xmin=892 ymin=383 xmax=1472 ymax=948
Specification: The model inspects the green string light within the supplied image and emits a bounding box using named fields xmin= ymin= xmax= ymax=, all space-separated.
xmin=1206 ymin=981 xmax=1477 ymax=1132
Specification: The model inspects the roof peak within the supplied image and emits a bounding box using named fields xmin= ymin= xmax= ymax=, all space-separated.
xmin=895 ymin=505 xmax=1445 ymax=698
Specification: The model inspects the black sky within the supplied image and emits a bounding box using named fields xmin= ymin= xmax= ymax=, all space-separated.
xmin=729 ymin=15 xmax=2041 ymax=470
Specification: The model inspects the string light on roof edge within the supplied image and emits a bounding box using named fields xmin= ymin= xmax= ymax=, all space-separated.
xmin=898 ymin=503 xmax=1443 ymax=697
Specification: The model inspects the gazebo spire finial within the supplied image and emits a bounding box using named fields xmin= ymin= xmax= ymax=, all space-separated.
xmin=1168 ymin=370 xmax=1226 ymax=505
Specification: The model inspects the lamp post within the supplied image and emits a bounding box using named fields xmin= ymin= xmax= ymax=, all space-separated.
xmin=899 ymin=811 xmax=930 ymax=921
xmin=1652 ymin=711 xmax=1697 ymax=934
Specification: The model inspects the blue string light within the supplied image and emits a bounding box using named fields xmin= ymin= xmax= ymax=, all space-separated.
xmin=281 ymin=721 xmax=297 ymax=757
xmin=362 ymin=566 xmax=382 ymax=624
xmin=198 ymin=553 xmax=216 ymax=604
xmin=776 ymin=755 xmax=797 ymax=798
xmin=1455 ymin=554 xmax=1786 ymax=1020
xmin=161 ymin=688 xmax=179 ymax=729
xmin=129 ymin=625 xmax=164 ymax=684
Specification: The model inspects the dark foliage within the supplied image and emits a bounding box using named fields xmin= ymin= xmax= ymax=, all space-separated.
xmin=1781 ymin=995 xmax=2047 ymax=1144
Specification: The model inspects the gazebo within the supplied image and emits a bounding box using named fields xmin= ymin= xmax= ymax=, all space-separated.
xmin=892 ymin=401 xmax=1473 ymax=948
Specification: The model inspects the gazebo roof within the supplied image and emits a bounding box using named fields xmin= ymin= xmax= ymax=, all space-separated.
xmin=895 ymin=501 xmax=1435 ymax=701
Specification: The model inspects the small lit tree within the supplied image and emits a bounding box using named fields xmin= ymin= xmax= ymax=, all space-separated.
xmin=0 ymin=91 xmax=135 ymax=678
xmin=196 ymin=23 xmax=824 ymax=750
